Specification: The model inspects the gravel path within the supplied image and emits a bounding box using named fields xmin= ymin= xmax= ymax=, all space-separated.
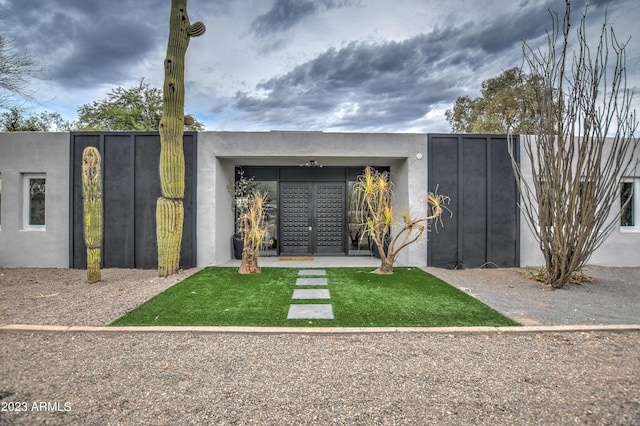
xmin=426 ymin=266 xmax=640 ymax=326
xmin=2 ymin=331 xmax=640 ymax=425
xmin=1 ymin=266 xmax=640 ymax=424
xmin=426 ymin=266 xmax=640 ymax=325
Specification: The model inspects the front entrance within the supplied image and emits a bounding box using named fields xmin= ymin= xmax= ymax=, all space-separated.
xmin=280 ymin=182 xmax=346 ymax=255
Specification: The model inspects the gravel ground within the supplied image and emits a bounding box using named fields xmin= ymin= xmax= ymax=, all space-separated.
xmin=0 ymin=268 xmax=203 ymax=326
xmin=1 ymin=266 xmax=640 ymax=424
xmin=1 ymin=332 xmax=639 ymax=425
xmin=427 ymin=266 xmax=640 ymax=326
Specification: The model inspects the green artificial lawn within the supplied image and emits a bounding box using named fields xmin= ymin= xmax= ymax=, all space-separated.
xmin=110 ymin=267 xmax=520 ymax=327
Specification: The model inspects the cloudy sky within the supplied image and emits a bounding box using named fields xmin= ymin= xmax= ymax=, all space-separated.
xmin=1 ymin=0 xmax=638 ymax=132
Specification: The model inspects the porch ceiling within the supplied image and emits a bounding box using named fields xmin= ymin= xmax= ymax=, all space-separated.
xmin=215 ymin=155 xmax=406 ymax=167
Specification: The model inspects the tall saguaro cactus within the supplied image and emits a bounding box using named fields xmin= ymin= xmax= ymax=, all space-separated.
xmin=157 ymin=0 xmax=205 ymax=277
xmin=82 ymin=146 xmax=103 ymax=283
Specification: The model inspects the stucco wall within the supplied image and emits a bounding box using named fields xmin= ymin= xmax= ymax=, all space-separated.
xmin=520 ymin=206 xmax=640 ymax=267
xmin=518 ymin=135 xmax=640 ymax=267
xmin=0 ymin=132 xmax=70 ymax=267
xmin=1 ymin=130 xmax=633 ymax=269
xmin=196 ymin=131 xmax=428 ymax=267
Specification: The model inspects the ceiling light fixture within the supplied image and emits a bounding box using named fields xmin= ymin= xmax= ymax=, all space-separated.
xmin=300 ymin=160 xmax=323 ymax=168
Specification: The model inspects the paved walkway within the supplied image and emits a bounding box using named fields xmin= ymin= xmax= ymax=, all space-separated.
xmin=222 ymin=256 xmax=381 ymax=269
xmin=287 ymin=269 xmax=334 ymax=320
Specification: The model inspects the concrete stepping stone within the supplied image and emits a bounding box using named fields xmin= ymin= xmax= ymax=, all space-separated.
xmin=287 ymin=304 xmax=334 ymax=319
xmin=296 ymin=277 xmax=328 ymax=286
xmin=298 ymin=269 xmax=326 ymax=276
xmin=292 ymin=289 xmax=331 ymax=300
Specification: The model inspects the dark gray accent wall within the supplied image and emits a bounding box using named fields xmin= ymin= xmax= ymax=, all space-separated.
xmin=70 ymin=132 xmax=196 ymax=269
xmin=427 ymin=134 xmax=519 ymax=268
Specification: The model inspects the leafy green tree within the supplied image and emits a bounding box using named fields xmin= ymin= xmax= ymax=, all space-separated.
xmin=76 ymin=79 xmax=204 ymax=131
xmin=446 ymin=68 xmax=546 ymax=134
xmin=0 ymin=33 xmax=42 ymax=109
xmin=0 ymin=107 xmax=74 ymax=131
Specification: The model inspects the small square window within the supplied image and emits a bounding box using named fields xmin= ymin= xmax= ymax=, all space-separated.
xmin=23 ymin=174 xmax=46 ymax=229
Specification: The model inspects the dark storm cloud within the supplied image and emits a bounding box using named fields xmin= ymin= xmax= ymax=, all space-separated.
xmin=235 ymin=35 xmax=465 ymax=129
xmin=2 ymin=0 xmax=634 ymax=131
xmin=236 ymin=0 xmax=556 ymax=130
xmin=250 ymin=0 xmax=356 ymax=36
xmin=52 ymin=19 xmax=161 ymax=87
xmin=0 ymin=0 xmax=167 ymax=87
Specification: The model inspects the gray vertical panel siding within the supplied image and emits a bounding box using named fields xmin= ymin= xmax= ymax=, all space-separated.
xmin=428 ymin=134 xmax=519 ymax=268
xmin=70 ymin=132 xmax=196 ymax=269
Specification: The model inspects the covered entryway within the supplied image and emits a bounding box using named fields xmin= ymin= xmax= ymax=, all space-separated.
xmin=280 ymin=182 xmax=346 ymax=255
xmin=236 ymin=165 xmax=389 ymax=257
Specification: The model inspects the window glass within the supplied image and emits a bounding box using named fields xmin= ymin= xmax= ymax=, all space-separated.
xmin=233 ymin=178 xmax=278 ymax=256
xmin=23 ymin=174 xmax=46 ymax=228
xmin=348 ymin=180 xmax=372 ymax=256
xmin=621 ymin=181 xmax=634 ymax=227
xmin=256 ymin=181 xmax=277 ymax=256
xmin=29 ymin=177 xmax=46 ymax=225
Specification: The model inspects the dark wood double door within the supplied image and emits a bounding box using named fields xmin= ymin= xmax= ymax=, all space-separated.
xmin=280 ymin=182 xmax=346 ymax=255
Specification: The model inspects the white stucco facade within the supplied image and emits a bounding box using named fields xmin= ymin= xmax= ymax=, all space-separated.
xmin=517 ymin=134 xmax=640 ymax=267
xmin=0 ymin=132 xmax=70 ymax=267
xmin=0 ymin=131 xmax=638 ymax=268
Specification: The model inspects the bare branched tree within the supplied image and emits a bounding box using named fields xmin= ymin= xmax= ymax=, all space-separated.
xmin=510 ymin=0 xmax=638 ymax=288
xmin=0 ymin=35 xmax=42 ymax=109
